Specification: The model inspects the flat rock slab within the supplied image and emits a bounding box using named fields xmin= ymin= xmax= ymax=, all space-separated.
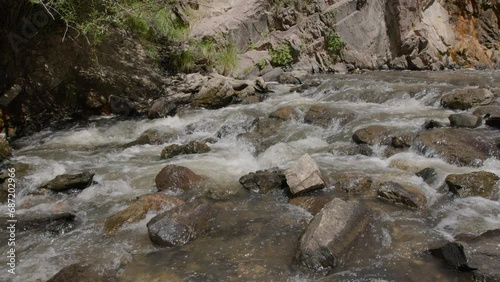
xmin=352 ymin=125 xmax=392 ymax=146
xmin=47 ymin=263 xmax=119 ymax=282
xmin=445 ymin=171 xmax=500 ymax=199
xmin=449 ymin=113 xmax=482 ymax=128
xmin=430 ymin=229 xmax=500 ymax=281
xmin=147 ymin=200 xmax=215 ymax=247
xmin=285 ymin=154 xmax=325 ymax=195
xmin=377 ymin=181 xmax=427 ymax=209
xmin=39 ymin=172 xmax=95 ymax=193
xmin=297 ymin=198 xmax=369 ymax=273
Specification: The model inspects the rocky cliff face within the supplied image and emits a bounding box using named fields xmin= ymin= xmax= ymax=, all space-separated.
xmin=191 ymin=0 xmax=500 ymax=73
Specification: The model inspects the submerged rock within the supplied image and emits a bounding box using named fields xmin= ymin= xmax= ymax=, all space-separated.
xmin=445 ymin=171 xmax=500 ymax=199
xmin=430 ymin=229 xmax=500 ymax=281
xmin=0 ymin=213 xmax=77 ymax=234
xmin=104 ymin=194 xmax=184 ymax=235
xmin=473 ymin=105 xmax=500 ymax=117
xmin=39 ymin=172 xmax=95 ymax=193
xmin=269 ymin=106 xmax=299 ymax=121
xmin=391 ymin=132 xmax=415 ymax=148
xmin=416 ymin=167 xmax=438 ymax=185
xmin=441 ymin=88 xmax=494 ymax=110
xmin=0 ymin=137 xmax=12 ymax=161
xmin=284 ymin=154 xmax=326 ymax=195
xmin=289 ymin=195 xmax=333 ymax=215
xmin=352 ymin=125 xmax=392 ymax=146
xmin=239 ymin=168 xmax=287 ymax=194
xmin=47 ymin=263 xmax=119 ymax=282
xmin=334 ymin=172 xmax=373 ymax=195
xmin=414 ymin=128 xmax=499 ymax=167
xmin=335 ymin=144 xmax=373 ymax=156
xmin=422 ymin=119 xmax=445 ymax=130
xmin=147 ymin=200 xmax=214 ymax=247
xmin=161 ymin=140 xmax=211 ymax=159
xmin=449 ymin=113 xmax=482 ymax=128
xmin=155 ymin=165 xmax=204 ymax=192
xmin=237 ymin=117 xmax=284 ymax=153
xmin=304 ymin=105 xmax=355 ymax=128
xmin=296 ymin=199 xmax=369 ymax=273
xmin=125 ymin=128 xmax=177 ymax=147
xmin=377 ymin=181 xmax=427 ymax=208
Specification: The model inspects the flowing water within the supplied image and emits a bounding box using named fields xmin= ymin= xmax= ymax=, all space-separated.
xmin=1 ymin=70 xmax=500 ymax=281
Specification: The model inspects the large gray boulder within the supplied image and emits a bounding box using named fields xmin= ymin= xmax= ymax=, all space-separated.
xmin=445 ymin=171 xmax=500 ymax=199
xmin=441 ymin=88 xmax=494 ymax=110
xmin=284 ymin=154 xmax=325 ymax=195
xmin=296 ymin=199 xmax=369 ymax=273
xmin=147 ymin=200 xmax=214 ymax=247
xmin=413 ymin=128 xmax=499 ymax=167
xmin=191 ymin=78 xmax=235 ymax=109
xmin=430 ymin=229 xmax=500 ymax=281
xmin=449 ymin=113 xmax=482 ymax=128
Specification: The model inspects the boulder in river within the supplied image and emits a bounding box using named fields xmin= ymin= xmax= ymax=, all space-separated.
xmin=334 ymin=172 xmax=373 ymax=195
xmin=155 ymin=165 xmax=204 ymax=192
xmin=160 ymin=140 xmax=211 ymax=159
xmin=125 ymin=128 xmax=177 ymax=147
xmin=472 ymin=105 xmax=500 ymax=117
xmin=47 ymin=263 xmax=119 ymax=282
xmin=352 ymin=125 xmax=392 ymax=146
xmin=39 ymin=172 xmax=95 ymax=193
xmin=445 ymin=171 xmax=500 ymax=199
xmin=269 ymin=106 xmax=299 ymax=121
xmin=441 ymin=88 xmax=495 ymax=110
xmin=335 ymin=144 xmax=373 ymax=156
xmin=237 ymin=117 xmax=284 ymax=153
xmin=391 ymin=132 xmax=415 ymax=148
xmin=191 ymin=78 xmax=235 ymax=109
xmin=416 ymin=167 xmax=438 ymax=185
xmin=147 ymin=97 xmax=178 ymax=119
xmin=485 ymin=116 xmax=500 ymax=129
xmin=422 ymin=119 xmax=445 ymax=130
xmin=288 ymin=195 xmax=333 ymax=215
xmin=304 ymin=105 xmax=355 ymax=128
xmin=296 ymin=198 xmax=369 ymax=273
xmin=239 ymin=168 xmax=287 ymax=194
xmin=430 ymin=229 xmax=500 ymax=281
xmin=104 ymin=194 xmax=185 ymax=235
xmin=413 ymin=128 xmax=499 ymax=167
xmin=284 ymin=154 xmax=326 ymax=195
xmin=448 ymin=113 xmax=482 ymax=128
xmin=377 ymin=181 xmax=427 ymax=209
xmin=147 ymin=200 xmax=214 ymax=247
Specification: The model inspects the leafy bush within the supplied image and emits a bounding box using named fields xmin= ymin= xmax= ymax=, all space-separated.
xmin=270 ymin=45 xmax=293 ymax=66
xmin=325 ymin=32 xmax=346 ymax=57
xmin=258 ymin=59 xmax=267 ymax=70
xmin=216 ymin=44 xmax=238 ymax=76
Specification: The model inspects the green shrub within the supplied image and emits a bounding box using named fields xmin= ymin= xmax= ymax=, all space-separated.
xmin=216 ymin=44 xmax=238 ymax=76
xmin=325 ymin=32 xmax=346 ymax=57
xmin=258 ymin=59 xmax=267 ymax=70
xmin=270 ymin=45 xmax=293 ymax=66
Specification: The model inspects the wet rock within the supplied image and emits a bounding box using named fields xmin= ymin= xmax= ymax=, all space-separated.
xmin=352 ymin=125 xmax=392 ymax=146
xmin=239 ymin=168 xmax=287 ymax=194
xmin=430 ymin=229 xmax=500 ymax=281
xmin=284 ymin=154 xmax=326 ymax=195
xmin=296 ymin=199 xmax=369 ymax=273
xmin=39 ymin=172 xmax=95 ymax=193
xmin=104 ymin=194 xmax=184 ymax=235
xmin=148 ymin=97 xmax=178 ymax=119
xmin=384 ymin=146 xmax=407 ymax=158
xmin=47 ymin=263 xmax=119 ymax=282
xmin=334 ymin=172 xmax=373 ymax=195
xmin=0 ymin=213 xmax=76 ymax=234
xmin=377 ymin=181 xmax=427 ymax=208
xmin=191 ymin=78 xmax=235 ymax=109
xmin=147 ymin=200 xmax=215 ymax=247
xmin=237 ymin=118 xmax=284 ymax=153
xmin=449 ymin=113 xmax=482 ymax=128
xmin=445 ymin=171 xmax=500 ymax=199
xmin=441 ymin=88 xmax=495 ymax=110
xmin=473 ymin=105 xmax=500 ymax=117
xmin=335 ymin=144 xmax=373 ymax=156
xmin=278 ymin=73 xmax=301 ymax=84
xmin=391 ymin=132 xmax=415 ymax=148
xmin=269 ymin=106 xmax=299 ymax=121
xmin=0 ymin=137 xmax=12 ymax=161
xmin=304 ymin=105 xmax=355 ymax=128
xmin=126 ymin=128 xmax=177 ymax=147
xmin=160 ymin=140 xmax=211 ymax=159
xmin=262 ymin=67 xmax=284 ymax=82
xmin=422 ymin=119 xmax=445 ymax=130
xmin=241 ymin=95 xmax=263 ymax=104
xmin=416 ymin=167 xmax=438 ymax=185
xmin=289 ymin=195 xmax=332 ymax=215
xmin=414 ymin=128 xmax=499 ymax=167
xmin=109 ymin=95 xmax=136 ymax=116
xmin=155 ymin=165 xmax=204 ymax=192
